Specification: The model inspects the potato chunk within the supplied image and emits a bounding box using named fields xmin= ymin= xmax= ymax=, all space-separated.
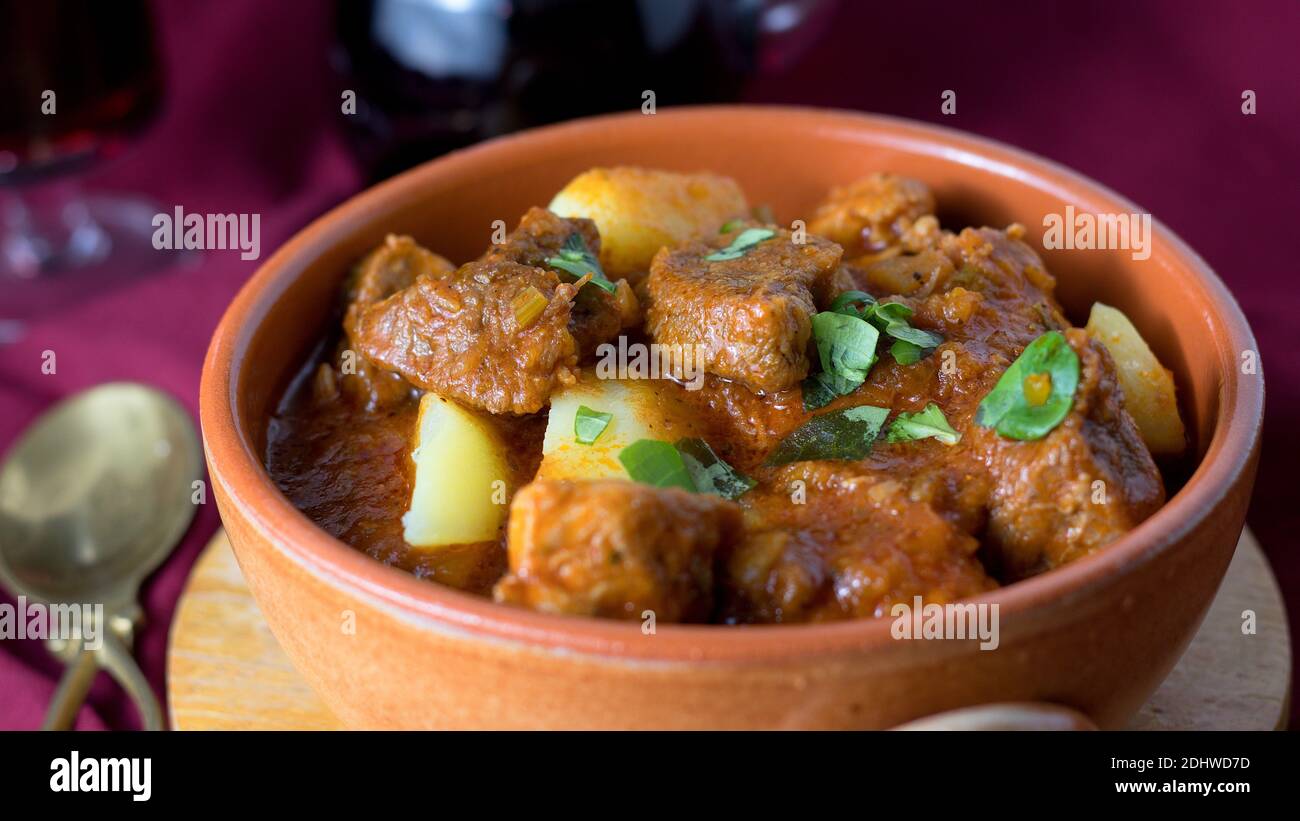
xmin=403 ymin=393 xmax=510 ymax=547
xmin=494 ymin=479 xmax=742 ymax=621
xmin=538 ymin=372 xmax=703 ymax=481
xmin=549 ymin=167 xmax=749 ymax=280
xmin=1085 ymin=303 xmax=1186 ymax=455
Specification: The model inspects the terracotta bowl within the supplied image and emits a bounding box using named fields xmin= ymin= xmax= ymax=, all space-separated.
xmin=200 ymin=107 xmax=1263 ymax=729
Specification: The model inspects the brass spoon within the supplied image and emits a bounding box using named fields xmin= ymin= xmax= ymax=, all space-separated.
xmin=0 ymin=382 xmax=201 ymax=730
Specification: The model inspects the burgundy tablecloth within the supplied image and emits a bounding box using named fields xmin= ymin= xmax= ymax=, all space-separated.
xmin=0 ymin=0 xmax=362 ymax=729
xmin=1 ymin=0 xmax=1296 ymax=729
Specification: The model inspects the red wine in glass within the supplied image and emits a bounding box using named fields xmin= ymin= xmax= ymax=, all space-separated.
xmin=0 ymin=0 xmax=171 ymax=339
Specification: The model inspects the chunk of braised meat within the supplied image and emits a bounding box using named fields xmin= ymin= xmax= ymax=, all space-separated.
xmin=846 ymin=216 xmax=1057 ymax=315
xmin=935 ymin=226 xmax=1065 ymax=331
xmin=970 ymin=329 xmax=1165 ymax=580
xmin=846 ymin=245 xmax=952 ymax=298
xmin=484 ymin=207 xmax=638 ymax=355
xmin=344 ymin=234 xmax=457 ymax=333
xmin=482 ymin=205 xmax=601 ymax=269
xmin=841 ymin=229 xmax=1161 ymax=575
xmin=675 ymin=374 xmax=805 ymax=466
xmin=494 ymin=479 xmax=742 ymax=622
xmin=645 ymin=228 xmax=843 ymax=393
xmin=809 ymin=173 xmax=938 ymax=259
xmin=353 ymin=259 xmax=580 ymax=415
xmin=568 ymin=285 xmax=637 ymax=358
xmin=671 ymin=228 xmax=1061 ymax=470
xmin=835 ymin=226 xmax=1073 ymax=454
xmin=694 ymin=218 xmax=854 ymax=310
xmin=746 ymin=222 xmax=1158 ymax=584
xmin=843 ymin=226 xmax=1067 ymax=373
xmin=719 ymin=463 xmax=995 ymax=623
xmin=334 ymin=234 xmax=456 ymax=411
xmin=674 ymin=230 xmax=1051 ymax=463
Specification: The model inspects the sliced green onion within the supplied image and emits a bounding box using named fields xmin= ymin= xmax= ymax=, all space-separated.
xmin=574 ymin=405 xmax=612 ymax=445
xmin=704 ymin=228 xmax=776 ymax=261
xmin=510 ymin=285 xmax=548 ymax=329
xmin=618 ymin=439 xmax=696 ymax=491
xmin=975 ymin=330 xmax=1080 ymax=440
xmin=765 ymin=405 xmax=890 ymax=466
xmin=886 ymin=403 xmax=961 ymax=445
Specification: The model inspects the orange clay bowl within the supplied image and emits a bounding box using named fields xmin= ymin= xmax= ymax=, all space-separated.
xmin=201 ymin=107 xmax=1263 ymax=729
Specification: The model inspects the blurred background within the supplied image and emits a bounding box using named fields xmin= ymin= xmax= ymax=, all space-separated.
xmin=1 ymin=0 xmax=1296 ymax=729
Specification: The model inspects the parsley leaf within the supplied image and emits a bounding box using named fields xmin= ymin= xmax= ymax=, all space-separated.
xmin=864 ymin=301 xmax=944 ymax=348
xmin=975 ymin=331 xmax=1080 ymax=440
xmin=574 ymin=405 xmax=613 ymax=444
xmin=890 ymin=339 xmax=924 ymax=365
xmin=765 ymin=405 xmax=891 ymax=466
xmin=675 ymin=438 xmax=756 ymax=500
xmin=812 ymin=311 xmax=879 ymax=384
xmin=618 ymin=439 xmax=695 ymax=491
xmin=886 ymin=403 xmax=961 ymax=445
xmin=704 ymin=228 xmax=776 ymax=261
xmin=547 ymin=233 xmax=617 ymax=293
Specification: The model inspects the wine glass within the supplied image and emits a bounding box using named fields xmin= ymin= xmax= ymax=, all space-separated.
xmin=0 ymin=0 xmax=174 ymax=342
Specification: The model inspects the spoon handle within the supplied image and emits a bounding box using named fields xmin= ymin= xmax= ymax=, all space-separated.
xmin=41 ymin=648 xmax=100 ymax=730
xmin=97 ymin=631 xmax=165 ymax=731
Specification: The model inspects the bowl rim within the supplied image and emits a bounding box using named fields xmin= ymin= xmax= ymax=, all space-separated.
xmin=200 ymin=105 xmax=1263 ymax=663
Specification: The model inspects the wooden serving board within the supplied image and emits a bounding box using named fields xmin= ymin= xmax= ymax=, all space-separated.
xmin=166 ymin=529 xmax=1291 ymax=730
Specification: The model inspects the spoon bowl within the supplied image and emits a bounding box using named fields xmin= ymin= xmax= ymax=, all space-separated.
xmin=0 ymin=383 xmax=201 ymax=610
xmin=0 ymin=382 xmax=202 ymax=730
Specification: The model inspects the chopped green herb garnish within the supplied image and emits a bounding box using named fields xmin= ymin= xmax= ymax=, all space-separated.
xmin=975 ymin=331 xmax=1080 ymax=440
xmin=574 ymin=405 xmax=612 ymax=445
xmin=800 ymin=291 xmax=880 ymax=410
xmin=801 ymin=289 xmax=945 ymax=410
xmin=675 ymin=437 xmax=755 ymax=500
xmin=829 ymin=290 xmax=877 ymax=317
xmin=617 ymin=437 xmax=753 ymax=499
xmin=547 ymin=233 xmax=617 ymax=293
xmin=704 ymin=228 xmax=776 ymax=261
xmin=887 ymin=403 xmax=961 ymax=445
xmin=864 ymin=301 xmax=944 ymax=348
xmin=618 ymin=439 xmax=696 ymax=491
xmin=890 ymin=339 xmax=924 ymax=365
xmin=812 ymin=311 xmax=879 ymax=384
xmin=801 ymin=370 xmax=852 ymax=411
xmin=765 ymin=405 xmax=890 ymax=466
xmin=718 ymin=219 xmax=744 ymax=234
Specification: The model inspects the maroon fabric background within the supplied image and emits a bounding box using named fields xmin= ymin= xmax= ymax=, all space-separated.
xmin=1 ymin=0 xmax=1295 ymax=729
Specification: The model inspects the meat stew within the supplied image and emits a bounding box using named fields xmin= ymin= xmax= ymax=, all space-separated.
xmin=266 ymin=167 xmax=1185 ymax=624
